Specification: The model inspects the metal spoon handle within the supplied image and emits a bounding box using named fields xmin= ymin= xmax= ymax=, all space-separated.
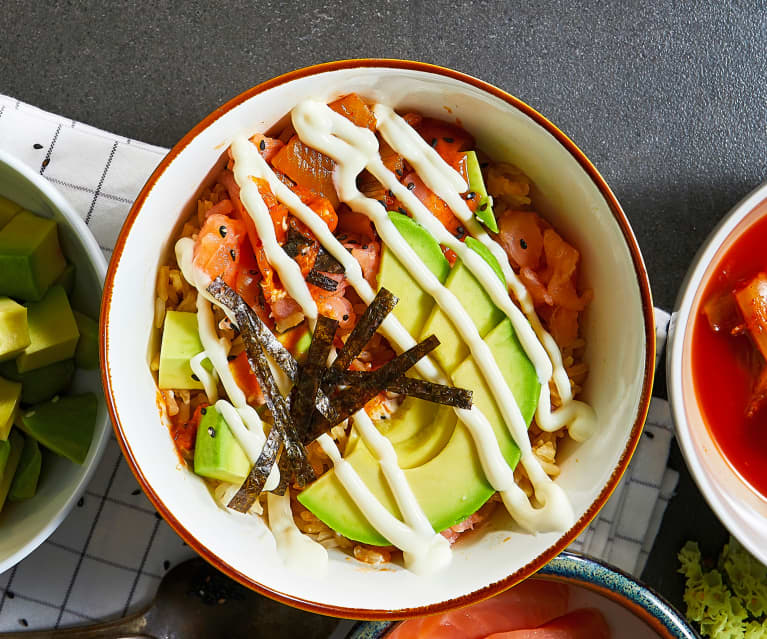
xmin=0 ymin=610 xmax=152 ymax=638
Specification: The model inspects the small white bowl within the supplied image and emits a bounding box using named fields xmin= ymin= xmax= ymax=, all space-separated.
xmin=102 ymin=60 xmax=654 ymax=618
xmin=0 ymin=149 xmax=110 ymax=572
xmin=668 ymin=180 xmax=767 ymax=565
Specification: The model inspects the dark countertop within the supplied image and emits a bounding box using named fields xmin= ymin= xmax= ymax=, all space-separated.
xmin=3 ymin=0 xmax=766 ymax=624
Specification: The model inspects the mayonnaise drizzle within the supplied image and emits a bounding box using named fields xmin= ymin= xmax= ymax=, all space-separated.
xmin=316 ymin=433 xmax=451 ymax=575
xmin=190 ymin=351 xmax=218 ymax=401
xmin=289 ymin=101 xmax=574 ymax=533
xmin=371 ymin=105 xmax=596 ymax=439
xmin=267 ymin=490 xmax=329 ymax=576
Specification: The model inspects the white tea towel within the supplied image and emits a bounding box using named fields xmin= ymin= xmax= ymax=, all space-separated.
xmin=0 ymin=94 xmax=678 ymax=631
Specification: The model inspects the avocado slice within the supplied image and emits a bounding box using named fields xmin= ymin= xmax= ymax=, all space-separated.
xmin=0 ymin=377 xmax=21 ymax=441
xmin=0 ymin=210 xmax=67 ymax=302
xmin=0 ymin=297 xmax=30 ymax=362
xmin=53 ymin=262 xmax=76 ymax=297
xmin=73 ymin=311 xmax=99 ymax=370
xmin=19 ymin=393 xmax=97 ymax=464
xmin=376 ymin=211 xmax=450 ymax=336
xmin=465 ymin=151 xmax=497 ymax=233
xmin=0 ymin=430 xmax=24 ymax=511
xmin=159 ymin=311 xmax=207 ymax=390
xmin=420 ymin=238 xmax=506 ymax=374
xmin=193 ymin=406 xmax=251 ymax=484
xmin=16 ymin=285 xmax=80 ymax=373
xmin=0 ymin=195 xmax=22 ymax=230
xmin=0 ymin=358 xmax=75 ymax=405
xmin=9 ymin=435 xmax=41 ymax=501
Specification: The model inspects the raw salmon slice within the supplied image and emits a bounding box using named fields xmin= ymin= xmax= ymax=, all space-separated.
xmin=386 ymin=580 xmax=569 ymax=639
xmin=482 ymin=608 xmax=610 ymax=639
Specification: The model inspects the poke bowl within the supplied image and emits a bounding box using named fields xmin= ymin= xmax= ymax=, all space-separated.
xmin=668 ymin=179 xmax=767 ymax=565
xmin=102 ymin=60 xmax=654 ymax=617
xmin=0 ymin=148 xmax=110 ymax=572
xmin=348 ymin=552 xmax=699 ymax=638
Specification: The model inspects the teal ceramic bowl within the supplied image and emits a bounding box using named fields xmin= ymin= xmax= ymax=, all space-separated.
xmin=347 ymin=552 xmax=699 ymax=639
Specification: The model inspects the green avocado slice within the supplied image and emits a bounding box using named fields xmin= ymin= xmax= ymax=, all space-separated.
xmin=9 ymin=435 xmax=41 ymax=501
xmin=376 ymin=211 xmax=449 ymax=336
xmin=465 ymin=151 xmax=497 ymax=232
xmin=0 ymin=430 xmax=24 ymax=511
xmin=193 ymin=406 xmax=250 ymax=485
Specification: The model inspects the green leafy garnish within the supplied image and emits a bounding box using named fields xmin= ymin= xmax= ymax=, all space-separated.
xmin=679 ymin=537 xmax=767 ymax=638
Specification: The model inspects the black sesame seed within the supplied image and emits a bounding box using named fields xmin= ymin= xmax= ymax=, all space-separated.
xmin=259 ymin=139 xmax=266 ymax=151
xmin=229 ymin=249 xmax=237 ymax=261
xmin=395 ymin=168 xmax=404 ymax=177
xmin=131 ymin=488 xmax=140 ymax=496
xmin=163 ymin=560 xmax=171 ymax=570
xmin=387 ymin=190 xmax=394 ymax=198
xmin=342 ymin=314 xmax=349 ymax=321
xmin=407 ymin=182 xmax=415 ymax=190
xmin=456 ymin=226 xmax=466 ymax=238
xmin=479 ymin=202 xmax=488 ymax=211
xmin=227 ymin=354 xmax=237 ymax=361
xmin=520 ymin=238 xmax=528 ymax=250
xmin=77 ymin=497 xmax=84 ymax=507
xmin=33 ymin=143 xmax=43 ymax=150
xmin=201 ymin=407 xmax=207 ymax=415
xmin=208 ymin=426 xmax=216 ymax=438
xmin=430 ymin=138 xmax=438 ymax=148
xmin=443 ymin=137 xmax=454 ymax=143
xmin=219 ymin=225 xmax=227 ymax=238
xmin=19 ymin=619 xmax=28 ymax=628
xmin=398 ymin=207 xmax=407 ymax=215
xmin=464 ymin=191 xmax=476 ymax=200
xmin=378 ymin=199 xmax=386 ymax=208
xmin=6 ymin=591 xmax=13 ymax=599
xmin=380 ymin=414 xmax=387 ymax=420
xmin=191 ymin=373 xmax=200 ymax=381
xmin=362 ymin=244 xmax=368 ymax=250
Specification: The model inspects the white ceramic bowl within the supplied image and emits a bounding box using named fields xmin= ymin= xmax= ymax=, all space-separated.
xmin=102 ymin=60 xmax=654 ymax=618
xmin=668 ymin=180 xmax=767 ymax=565
xmin=0 ymin=148 xmax=110 ymax=572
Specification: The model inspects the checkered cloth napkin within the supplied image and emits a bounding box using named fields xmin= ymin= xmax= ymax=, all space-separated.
xmin=0 ymin=94 xmax=679 ymax=632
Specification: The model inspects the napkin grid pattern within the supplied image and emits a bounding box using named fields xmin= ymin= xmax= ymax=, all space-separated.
xmin=0 ymin=94 xmax=678 ymax=631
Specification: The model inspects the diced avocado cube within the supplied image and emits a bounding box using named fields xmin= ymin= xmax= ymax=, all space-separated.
xmin=0 ymin=430 xmax=24 ymax=511
xmin=159 ymin=311 xmax=206 ymax=390
xmin=73 ymin=311 xmax=99 ymax=370
xmin=0 ymin=358 xmax=75 ymax=405
xmin=0 ymin=297 xmax=30 ymax=361
xmin=0 ymin=210 xmax=67 ymax=301
xmin=464 ymin=150 xmax=497 ymax=233
xmin=9 ymin=436 xmax=41 ymax=501
xmin=16 ymin=286 xmax=79 ymax=373
xmin=0 ymin=195 xmax=22 ymax=229
xmin=52 ymin=262 xmax=76 ymax=297
xmin=19 ymin=393 xmax=96 ymax=464
xmin=193 ymin=406 xmax=250 ymax=484
xmin=0 ymin=377 xmax=21 ymax=441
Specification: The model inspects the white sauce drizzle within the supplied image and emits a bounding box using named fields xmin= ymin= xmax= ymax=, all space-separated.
xmin=190 ymin=351 xmax=218 ymax=401
xmin=316 ymin=433 xmax=450 ymax=575
xmin=371 ymin=104 xmax=596 ymax=440
xmin=267 ymin=490 xmax=329 ymax=576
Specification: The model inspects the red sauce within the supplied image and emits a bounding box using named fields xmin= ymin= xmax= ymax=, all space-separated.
xmin=692 ymin=214 xmax=767 ymax=497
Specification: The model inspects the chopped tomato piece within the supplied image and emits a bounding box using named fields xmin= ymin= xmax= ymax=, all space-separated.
xmin=271 ymin=135 xmax=339 ymax=208
xmin=249 ymin=133 xmax=284 ymax=162
xmin=193 ymin=214 xmax=246 ymax=287
xmin=229 ymin=352 xmax=265 ymax=406
xmin=171 ymin=402 xmax=207 ymax=460
xmin=735 ymin=273 xmax=767 ymax=361
xmin=328 ymin=93 xmax=376 ymax=131
xmin=403 ymin=172 xmax=464 ymax=238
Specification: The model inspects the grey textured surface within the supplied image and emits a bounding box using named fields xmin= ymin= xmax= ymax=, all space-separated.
xmin=2 ymin=0 xmax=766 ymax=622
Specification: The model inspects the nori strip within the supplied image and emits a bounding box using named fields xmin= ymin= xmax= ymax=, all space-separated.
xmin=228 ymin=426 xmax=281 ymax=512
xmin=207 ymin=278 xmax=335 ymax=421
xmin=336 ymin=373 xmax=473 ymax=409
xmin=207 ymin=279 xmax=315 ymax=491
xmin=282 ymin=228 xmax=314 ymax=259
xmin=305 ymin=335 xmax=440 ymax=441
xmin=270 ymin=454 xmax=291 ymax=497
xmin=290 ymin=315 xmax=338 ymax=443
xmin=327 ymin=287 xmax=399 ymax=378
xmin=306 ymin=270 xmax=339 ymax=291
xmin=313 ymin=247 xmax=344 ymax=274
